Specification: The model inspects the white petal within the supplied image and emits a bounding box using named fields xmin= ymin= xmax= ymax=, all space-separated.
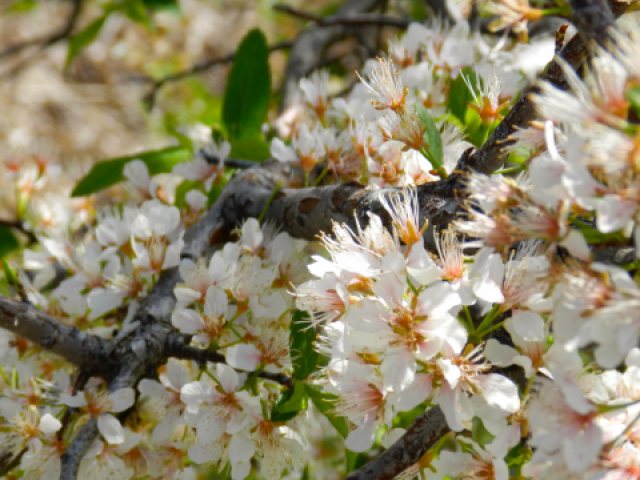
xmin=98 ymin=413 xmax=125 ymax=444
xmin=107 ymin=388 xmax=136 ymax=412
xmin=229 ymin=432 xmax=255 ymax=464
xmin=180 ymin=381 xmax=212 ymax=411
xmin=171 ymin=308 xmax=204 ymax=334
xmin=474 ymin=374 xmax=520 ymax=413
xmin=39 ymin=413 xmax=62 ymax=433
xmin=510 ymin=310 xmax=545 ymax=342
xmin=215 ymin=363 xmax=240 ymax=393
xmin=345 ymin=412 xmax=377 ymax=452
xmin=59 ymin=392 xmax=87 ymax=408
xmin=225 ymin=344 xmax=262 ymax=371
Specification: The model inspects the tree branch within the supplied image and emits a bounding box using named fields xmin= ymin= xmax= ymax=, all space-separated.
xmin=457 ymin=0 xmax=627 ymax=175
xmin=273 ymin=4 xmax=411 ymax=28
xmin=0 ymin=0 xmax=83 ymax=61
xmin=143 ymin=40 xmax=294 ymax=110
xmin=344 ymin=406 xmax=449 ymax=480
xmin=280 ymin=0 xmax=385 ymax=112
xmin=0 ymin=296 xmax=107 ymax=367
xmin=164 ymin=331 xmax=294 ymax=387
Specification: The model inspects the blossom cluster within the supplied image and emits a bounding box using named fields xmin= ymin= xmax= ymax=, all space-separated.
xmin=2 ymin=6 xmax=640 ymax=480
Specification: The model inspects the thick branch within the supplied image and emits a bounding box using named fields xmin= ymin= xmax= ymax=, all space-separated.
xmin=345 ymin=406 xmax=449 ymax=480
xmin=0 ymin=296 xmax=107 ymax=366
xmin=459 ymin=0 xmax=626 ymax=175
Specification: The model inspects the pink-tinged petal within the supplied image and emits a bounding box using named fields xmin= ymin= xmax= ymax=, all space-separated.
xmin=180 ymin=381 xmax=213 ymax=412
xmin=59 ymin=392 xmax=88 ymax=408
xmin=474 ymin=374 xmax=520 ymax=413
xmin=381 ymin=347 xmax=416 ymax=392
xmin=436 ymin=382 xmax=471 ymax=432
xmin=215 ymin=363 xmax=240 ymax=393
xmin=226 ymin=344 xmax=262 ymax=371
xmin=39 ymin=413 xmax=62 ymax=433
xmin=484 ymin=338 xmax=519 ymax=366
xmin=107 ymin=388 xmax=135 ymax=412
xmin=551 ymin=367 xmax=594 ymax=415
xmin=391 ymin=373 xmax=433 ymax=411
xmin=597 ymin=196 xmax=636 ymax=233
xmin=373 ymin=272 xmax=406 ymax=308
xmin=492 ymin=458 xmax=509 ymax=480
xmin=345 ymin=412 xmax=378 ymax=452
xmin=98 ymin=413 xmax=125 ymax=444
xmin=563 ymin=421 xmax=603 ymax=473
xmin=171 ymin=308 xmax=204 ymax=334
xmin=406 ymin=242 xmax=442 ymax=286
xmin=510 ymin=310 xmax=545 ymax=342
xmin=487 ymin=423 xmax=521 ymax=459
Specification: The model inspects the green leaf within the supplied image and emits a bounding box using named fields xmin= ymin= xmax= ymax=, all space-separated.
xmin=174 ymin=180 xmax=201 ymax=210
xmin=448 ymin=66 xmax=478 ymax=122
xmin=271 ymin=381 xmax=308 ymax=422
xmin=72 ymin=146 xmax=191 ymax=197
xmin=305 ymin=384 xmax=349 ymax=438
xmin=229 ymin=135 xmax=270 ymax=162
xmin=124 ymin=0 xmax=153 ymax=30
xmin=66 ymin=14 xmax=109 ymax=69
xmin=0 ymin=227 xmax=20 ymax=259
xmin=142 ymin=0 xmax=180 ymax=13
xmin=628 ymin=86 xmax=640 ymax=118
xmin=471 ymin=417 xmax=495 ymax=446
xmin=290 ymin=310 xmax=318 ymax=381
xmin=415 ymin=104 xmax=443 ymax=165
xmin=207 ymin=183 xmax=224 ymax=207
xmin=222 ymin=29 xmax=271 ymax=140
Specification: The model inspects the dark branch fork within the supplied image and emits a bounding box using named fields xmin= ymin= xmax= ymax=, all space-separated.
xmin=0 ymin=0 xmax=629 ymax=478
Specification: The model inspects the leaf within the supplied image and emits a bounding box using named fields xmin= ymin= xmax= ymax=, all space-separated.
xmin=448 ymin=66 xmax=478 ymax=122
xmin=207 ymin=183 xmax=224 ymax=207
xmin=222 ymin=29 xmax=271 ymax=140
xmin=290 ymin=310 xmax=318 ymax=381
xmin=628 ymin=86 xmax=640 ymax=118
xmin=142 ymin=0 xmax=180 ymax=13
xmin=124 ymin=0 xmax=153 ymax=30
xmin=0 ymin=227 xmax=20 ymax=259
xmin=271 ymin=381 xmax=308 ymax=422
xmin=305 ymin=384 xmax=349 ymax=438
xmin=229 ymin=135 xmax=270 ymax=162
xmin=471 ymin=417 xmax=495 ymax=446
xmin=72 ymin=146 xmax=191 ymax=197
xmin=415 ymin=104 xmax=443 ymax=165
xmin=66 ymin=14 xmax=108 ymax=69
xmin=174 ymin=180 xmax=201 ymax=210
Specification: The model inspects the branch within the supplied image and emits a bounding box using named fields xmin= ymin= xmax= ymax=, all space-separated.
xmin=344 ymin=406 xmax=449 ymax=480
xmin=273 ymin=4 xmax=411 ymax=28
xmin=0 ymin=0 xmax=83 ymax=61
xmin=200 ymin=150 xmax=258 ymax=170
xmin=143 ymin=40 xmax=294 ymax=110
xmin=280 ymin=0 xmax=385 ymax=112
xmin=0 ymin=296 xmax=108 ymax=367
xmin=164 ymin=331 xmax=294 ymax=388
xmin=457 ymin=0 xmax=627 ymax=175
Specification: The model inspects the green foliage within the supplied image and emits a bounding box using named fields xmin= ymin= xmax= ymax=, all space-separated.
xmin=123 ymin=0 xmax=153 ymax=30
xmin=289 ymin=310 xmax=319 ymax=381
xmin=305 ymin=384 xmax=349 ymax=438
xmin=471 ymin=417 xmax=495 ymax=446
xmin=72 ymin=146 xmax=190 ymax=197
xmin=174 ymin=180 xmax=201 ymax=210
xmin=142 ymin=0 xmax=180 ymax=13
xmin=271 ymin=381 xmax=308 ymax=422
xmin=66 ymin=13 xmax=110 ymax=69
xmin=416 ymin=104 xmax=443 ymax=165
xmin=448 ymin=67 xmax=478 ymax=123
xmin=0 ymin=227 xmax=20 ymax=259
xmin=628 ymin=86 xmax=640 ymax=118
xmin=222 ymin=29 xmax=271 ymax=162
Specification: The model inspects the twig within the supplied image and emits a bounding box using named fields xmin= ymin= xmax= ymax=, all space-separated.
xmin=0 ymin=295 xmax=108 ymax=367
xmin=200 ymin=150 xmax=257 ymax=170
xmin=279 ymin=0 xmax=385 ymax=112
xmin=143 ymin=40 xmax=294 ymax=110
xmin=273 ymin=4 xmax=411 ymax=28
xmin=456 ymin=0 xmax=627 ymax=175
xmin=164 ymin=332 xmax=294 ymax=388
xmin=0 ymin=0 xmax=83 ymax=61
